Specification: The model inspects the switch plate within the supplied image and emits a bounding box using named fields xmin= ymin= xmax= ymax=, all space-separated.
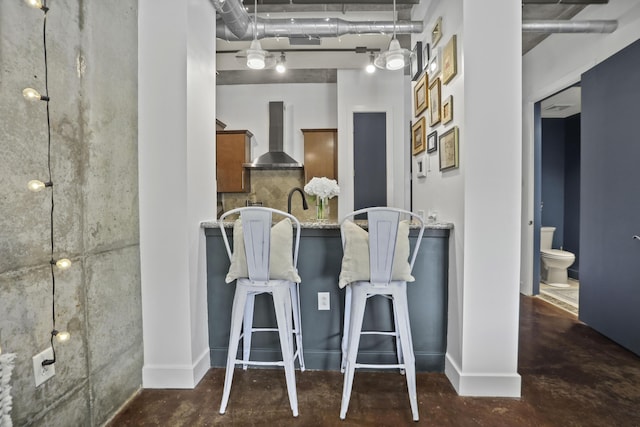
xmin=318 ymin=292 xmax=330 ymax=310
xmin=33 ymin=347 xmax=55 ymax=387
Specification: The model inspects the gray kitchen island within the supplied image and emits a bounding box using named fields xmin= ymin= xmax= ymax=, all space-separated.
xmin=203 ymin=220 xmax=451 ymax=372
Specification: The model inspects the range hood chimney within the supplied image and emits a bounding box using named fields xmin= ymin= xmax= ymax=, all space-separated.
xmin=244 ymin=101 xmax=303 ymax=169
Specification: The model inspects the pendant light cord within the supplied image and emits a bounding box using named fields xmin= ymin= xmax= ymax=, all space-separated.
xmin=253 ymin=0 xmax=258 ymax=41
xmin=392 ymin=0 xmax=397 ymax=40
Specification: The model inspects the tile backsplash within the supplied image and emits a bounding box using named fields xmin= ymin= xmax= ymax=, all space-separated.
xmin=218 ymin=169 xmax=338 ymax=222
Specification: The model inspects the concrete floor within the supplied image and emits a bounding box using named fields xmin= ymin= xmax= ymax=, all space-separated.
xmin=107 ymin=296 xmax=640 ymax=426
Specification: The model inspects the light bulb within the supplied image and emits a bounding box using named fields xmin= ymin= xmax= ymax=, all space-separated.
xmin=24 ymin=0 xmax=44 ymax=9
xmin=28 ymin=179 xmax=51 ymax=192
xmin=385 ymin=39 xmax=405 ymax=71
xmin=276 ymin=54 xmax=286 ymax=73
xmin=56 ymin=258 xmax=72 ymax=270
xmin=366 ymin=54 xmax=376 ymax=74
xmin=56 ymin=331 xmax=71 ymax=342
xmin=23 ymin=87 xmax=49 ymax=101
xmin=247 ymin=40 xmax=266 ymax=70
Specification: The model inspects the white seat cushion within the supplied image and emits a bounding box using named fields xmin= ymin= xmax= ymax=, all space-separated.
xmin=338 ymin=220 xmax=414 ymax=288
xmin=226 ymin=218 xmax=301 ymax=283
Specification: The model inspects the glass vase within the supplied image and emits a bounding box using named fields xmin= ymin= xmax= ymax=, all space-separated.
xmin=316 ymin=197 xmax=329 ymax=221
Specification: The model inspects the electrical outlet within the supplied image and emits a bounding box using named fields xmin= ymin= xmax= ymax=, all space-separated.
xmin=33 ymin=347 xmax=55 ymax=387
xmin=318 ymin=292 xmax=330 ymax=311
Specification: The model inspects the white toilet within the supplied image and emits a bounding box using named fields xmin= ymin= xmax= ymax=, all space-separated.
xmin=540 ymin=226 xmax=575 ymax=288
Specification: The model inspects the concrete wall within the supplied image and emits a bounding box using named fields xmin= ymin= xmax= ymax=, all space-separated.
xmin=0 ymin=1 xmax=141 ymax=425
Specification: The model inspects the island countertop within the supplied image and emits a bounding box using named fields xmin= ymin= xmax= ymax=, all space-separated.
xmin=201 ymin=219 xmax=454 ymax=230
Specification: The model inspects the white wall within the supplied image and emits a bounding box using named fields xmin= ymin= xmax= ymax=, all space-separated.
xmin=520 ymin=0 xmax=640 ymax=295
xmin=138 ymin=0 xmax=216 ymax=388
xmin=412 ymin=0 xmax=522 ymax=396
xmin=216 ymin=84 xmax=337 ymax=164
xmin=336 ymin=69 xmax=409 ymax=219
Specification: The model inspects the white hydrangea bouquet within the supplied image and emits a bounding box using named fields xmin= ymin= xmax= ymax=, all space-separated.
xmin=304 ymin=177 xmax=340 ymax=220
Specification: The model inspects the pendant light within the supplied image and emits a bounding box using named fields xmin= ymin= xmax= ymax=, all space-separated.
xmin=246 ymin=0 xmax=266 ymax=69
xmin=374 ymin=0 xmax=410 ymax=71
xmin=235 ymin=0 xmax=275 ymax=70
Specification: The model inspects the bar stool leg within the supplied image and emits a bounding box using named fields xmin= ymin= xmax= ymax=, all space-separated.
xmin=340 ymin=285 xmax=352 ymax=373
xmin=289 ymin=282 xmax=305 ymax=371
xmin=242 ymin=292 xmax=256 ymax=370
xmin=391 ymin=297 xmax=405 ymax=374
xmin=273 ymin=286 xmax=299 ymax=417
xmin=340 ymin=285 xmax=367 ymax=420
xmin=393 ymin=287 xmax=419 ymax=421
xmin=220 ymin=286 xmax=248 ymax=415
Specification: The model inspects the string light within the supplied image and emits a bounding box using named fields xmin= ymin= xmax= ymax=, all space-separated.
xmin=24 ymin=0 xmax=69 ymax=369
xmin=27 ymin=179 xmax=52 ymax=192
xmin=23 ymin=87 xmax=50 ymax=102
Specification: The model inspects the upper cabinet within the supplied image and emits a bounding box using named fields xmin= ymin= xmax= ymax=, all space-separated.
xmin=302 ymin=128 xmax=337 ymax=184
xmin=216 ymin=130 xmax=252 ymax=193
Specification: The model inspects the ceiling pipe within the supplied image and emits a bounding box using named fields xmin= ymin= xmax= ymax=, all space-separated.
xmin=211 ymin=0 xmax=422 ymax=42
xmin=522 ymin=20 xmax=618 ymax=33
xmin=216 ymin=17 xmax=423 ymax=41
xmin=522 ymin=0 xmax=607 ymax=4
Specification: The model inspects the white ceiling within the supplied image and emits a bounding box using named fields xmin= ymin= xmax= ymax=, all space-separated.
xmin=541 ymin=86 xmax=581 ymax=118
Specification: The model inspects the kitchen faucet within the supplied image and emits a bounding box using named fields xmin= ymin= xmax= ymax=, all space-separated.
xmin=287 ymin=187 xmax=309 ymax=214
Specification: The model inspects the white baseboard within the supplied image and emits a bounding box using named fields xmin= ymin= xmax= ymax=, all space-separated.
xmin=142 ymin=348 xmax=211 ymax=389
xmin=445 ymin=353 xmax=521 ymax=397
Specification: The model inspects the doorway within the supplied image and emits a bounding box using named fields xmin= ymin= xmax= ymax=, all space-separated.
xmin=353 ymin=112 xmax=387 ymax=211
xmin=535 ymin=85 xmax=581 ymax=315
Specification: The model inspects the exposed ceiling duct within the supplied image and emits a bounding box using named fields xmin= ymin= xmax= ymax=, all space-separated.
xmin=522 ymin=19 xmax=618 ymax=33
xmin=211 ymin=0 xmax=422 ymax=42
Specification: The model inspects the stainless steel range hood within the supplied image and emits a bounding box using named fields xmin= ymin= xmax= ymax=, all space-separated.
xmin=244 ymin=101 xmax=303 ymax=169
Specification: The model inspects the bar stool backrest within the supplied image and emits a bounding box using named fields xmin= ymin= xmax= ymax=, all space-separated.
xmin=219 ymin=207 xmax=301 ymax=283
xmin=240 ymin=209 xmax=272 ymax=282
xmin=340 ymin=207 xmax=425 ymax=285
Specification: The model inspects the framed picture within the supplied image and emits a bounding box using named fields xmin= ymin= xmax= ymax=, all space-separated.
xmin=427 ymin=130 xmax=438 ymax=153
xmin=416 ymin=155 xmax=427 ymax=178
xmin=428 ymin=47 xmax=441 ymax=78
xmin=410 ymin=41 xmax=422 ymax=81
xmin=422 ymin=42 xmax=430 ymax=70
xmin=414 ymin=73 xmax=428 ymax=117
xmin=412 ymin=116 xmax=426 ymax=155
xmin=431 ymin=17 xmax=443 ymax=47
xmin=429 ymin=77 xmax=441 ymax=127
xmin=442 ymin=35 xmax=457 ymax=84
xmin=439 ymin=126 xmax=459 ymax=171
xmin=442 ymin=95 xmax=453 ymax=124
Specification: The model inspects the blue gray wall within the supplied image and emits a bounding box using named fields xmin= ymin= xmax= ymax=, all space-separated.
xmin=541 ymin=114 xmax=581 ymax=278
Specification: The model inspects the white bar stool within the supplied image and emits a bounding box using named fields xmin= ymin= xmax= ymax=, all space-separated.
xmin=218 ymin=207 xmax=304 ymax=417
xmin=338 ymin=207 xmax=425 ymax=421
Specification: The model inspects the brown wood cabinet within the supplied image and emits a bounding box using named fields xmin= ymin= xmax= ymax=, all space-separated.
xmin=302 ymin=128 xmax=337 ymax=183
xmin=216 ymin=130 xmax=252 ymax=193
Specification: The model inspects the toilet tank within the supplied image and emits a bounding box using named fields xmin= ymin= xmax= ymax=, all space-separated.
xmin=540 ymin=226 xmax=556 ymax=250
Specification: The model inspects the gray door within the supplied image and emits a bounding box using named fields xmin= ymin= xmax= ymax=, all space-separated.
xmin=353 ymin=112 xmax=386 ymax=211
xmin=580 ymin=39 xmax=640 ymax=356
